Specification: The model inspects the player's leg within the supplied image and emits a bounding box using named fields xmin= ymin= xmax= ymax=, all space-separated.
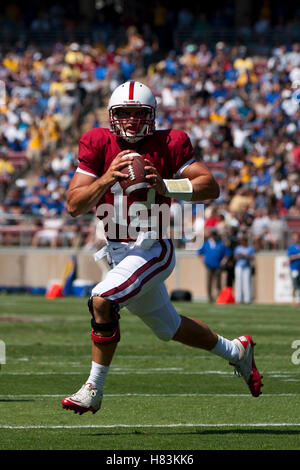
xmin=61 ymin=295 xmax=120 ymax=414
xmin=130 ymin=284 xmax=263 ymax=397
xmin=62 ymin=239 xmax=175 ymax=414
xmin=128 ymin=283 xmax=182 ymax=342
xmin=89 ymin=295 xmax=120 ymax=365
xmin=129 ymin=283 xmax=234 ymax=356
xmin=172 ymin=315 xmax=218 ymax=349
xmin=172 ymin=312 xmax=263 ymax=397
xmin=172 ymin=313 xmax=242 ymax=363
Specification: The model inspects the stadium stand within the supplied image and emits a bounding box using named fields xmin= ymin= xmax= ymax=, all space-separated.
xmin=0 ymin=1 xmax=300 ymax=255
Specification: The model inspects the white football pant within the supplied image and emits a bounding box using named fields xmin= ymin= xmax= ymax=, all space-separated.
xmin=91 ymin=238 xmax=181 ymax=341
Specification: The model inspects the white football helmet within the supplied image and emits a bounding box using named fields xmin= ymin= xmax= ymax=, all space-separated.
xmin=108 ymin=81 xmax=156 ymax=143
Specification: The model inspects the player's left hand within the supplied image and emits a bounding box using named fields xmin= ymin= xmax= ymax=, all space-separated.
xmin=144 ymin=159 xmax=167 ymax=196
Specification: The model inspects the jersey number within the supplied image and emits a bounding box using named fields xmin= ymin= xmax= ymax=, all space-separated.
xmin=110 ymin=182 xmax=156 ymax=227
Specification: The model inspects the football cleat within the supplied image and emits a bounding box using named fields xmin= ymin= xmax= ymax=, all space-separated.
xmin=230 ymin=335 xmax=263 ymax=397
xmin=61 ymin=383 xmax=103 ymax=415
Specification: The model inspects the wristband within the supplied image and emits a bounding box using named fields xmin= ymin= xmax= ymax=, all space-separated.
xmin=163 ymin=178 xmax=193 ymax=201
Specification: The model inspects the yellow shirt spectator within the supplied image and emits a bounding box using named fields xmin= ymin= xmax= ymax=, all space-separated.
xmin=240 ymin=164 xmax=251 ymax=184
xmin=65 ymin=50 xmax=84 ymax=65
xmin=0 ymin=159 xmax=15 ymax=175
xmin=49 ymin=81 xmax=66 ymax=95
xmin=180 ymin=52 xmax=198 ymax=67
xmin=33 ymin=60 xmax=43 ymax=70
xmin=41 ymin=115 xmax=60 ymax=143
xmin=3 ymin=56 xmax=18 ymax=72
xmin=250 ymin=155 xmax=266 ymax=168
xmin=60 ymin=65 xmax=81 ymax=81
xmin=28 ymin=126 xmax=43 ymax=150
xmin=233 ymin=57 xmax=254 ymax=72
xmin=209 ymin=113 xmax=226 ymax=125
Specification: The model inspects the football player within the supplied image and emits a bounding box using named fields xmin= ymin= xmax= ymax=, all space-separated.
xmin=61 ymin=81 xmax=263 ymax=414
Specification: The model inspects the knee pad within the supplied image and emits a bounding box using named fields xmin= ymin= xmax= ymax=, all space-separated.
xmin=88 ymin=296 xmax=120 ymax=345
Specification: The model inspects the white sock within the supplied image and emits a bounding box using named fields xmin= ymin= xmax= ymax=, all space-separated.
xmin=86 ymin=361 xmax=109 ymax=391
xmin=210 ymin=335 xmax=240 ymax=362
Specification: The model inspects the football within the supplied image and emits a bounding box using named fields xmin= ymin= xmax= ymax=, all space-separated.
xmin=119 ymin=152 xmax=150 ymax=201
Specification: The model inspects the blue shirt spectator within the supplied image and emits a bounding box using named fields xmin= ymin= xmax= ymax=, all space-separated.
xmin=198 ymin=233 xmax=227 ymax=269
xmin=265 ymin=91 xmax=280 ymax=104
xmin=165 ymin=57 xmax=178 ymax=76
xmin=234 ymin=244 xmax=255 ymax=268
xmin=287 ymin=234 xmax=300 ymax=272
xmin=95 ymin=65 xmax=108 ymax=81
xmin=120 ymin=57 xmax=136 ymax=81
xmin=282 ymin=191 xmax=293 ymax=209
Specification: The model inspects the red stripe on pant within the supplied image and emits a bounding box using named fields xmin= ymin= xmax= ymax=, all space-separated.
xmin=101 ymin=240 xmax=173 ymax=303
xmin=117 ymin=240 xmax=174 ymax=303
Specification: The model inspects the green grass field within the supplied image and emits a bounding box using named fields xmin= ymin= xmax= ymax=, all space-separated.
xmin=0 ymin=294 xmax=300 ymax=450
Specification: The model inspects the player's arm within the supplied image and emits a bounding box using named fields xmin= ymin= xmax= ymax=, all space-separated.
xmin=145 ymin=159 xmax=219 ymax=202
xmin=67 ymin=150 xmax=133 ymax=217
xmin=179 ymin=161 xmax=220 ymax=201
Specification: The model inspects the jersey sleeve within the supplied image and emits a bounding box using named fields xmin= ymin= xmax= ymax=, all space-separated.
xmin=168 ymin=130 xmax=196 ymax=177
xmin=77 ymin=130 xmax=105 ymax=177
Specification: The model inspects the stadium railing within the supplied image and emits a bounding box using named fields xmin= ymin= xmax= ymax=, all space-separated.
xmin=0 ymin=213 xmax=94 ymax=248
xmin=0 ymin=212 xmax=297 ymax=250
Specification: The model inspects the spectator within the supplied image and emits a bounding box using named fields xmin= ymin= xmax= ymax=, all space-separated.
xmin=197 ymin=229 xmax=228 ymax=302
xmin=31 ymin=210 xmax=64 ymax=248
xmin=229 ymin=188 xmax=254 ymax=214
xmin=265 ymin=211 xmax=287 ymax=250
xmin=251 ymin=208 xmax=271 ymax=251
xmin=223 ymin=227 xmax=239 ymax=288
xmin=1 ymin=25 xmax=300 ymax=257
xmin=234 ymin=234 xmax=255 ymax=304
xmin=0 ymin=155 xmax=15 ymax=176
xmin=287 ymin=232 xmax=300 ymax=306
xmin=204 ymin=205 xmax=220 ymax=229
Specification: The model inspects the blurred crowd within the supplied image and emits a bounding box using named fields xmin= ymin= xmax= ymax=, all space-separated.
xmin=1 ymin=1 xmax=300 ymax=47
xmin=149 ymin=39 xmax=300 ymax=252
xmin=1 ymin=5 xmax=300 ymax=252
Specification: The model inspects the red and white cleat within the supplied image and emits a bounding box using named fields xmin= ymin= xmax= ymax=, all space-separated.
xmin=230 ymin=335 xmax=263 ymax=397
xmin=61 ymin=383 xmax=103 ymax=415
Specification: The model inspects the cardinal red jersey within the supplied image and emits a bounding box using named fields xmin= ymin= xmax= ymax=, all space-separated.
xmin=76 ymin=127 xmax=195 ymax=241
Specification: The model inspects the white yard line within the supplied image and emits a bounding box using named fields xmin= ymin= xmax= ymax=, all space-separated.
xmin=0 ymin=393 xmax=298 ymax=399
xmin=1 ymin=423 xmax=300 ymax=430
xmin=0 ymin=370 xmax=233 ymax=375
xmin=1 ymin=370 xmax=298 ymax=377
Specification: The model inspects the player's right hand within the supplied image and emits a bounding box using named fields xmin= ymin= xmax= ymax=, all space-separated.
xmin=101 ymin=150 xmax=134 ymax=186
